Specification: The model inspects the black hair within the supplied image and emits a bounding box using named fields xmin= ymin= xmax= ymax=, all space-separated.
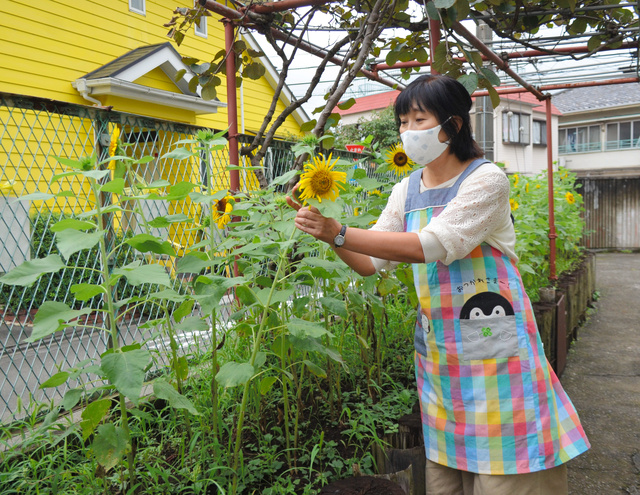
xmin=394 ymin=74 xmax=484 ymax=161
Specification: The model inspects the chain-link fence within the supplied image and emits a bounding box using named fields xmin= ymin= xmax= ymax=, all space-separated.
xmin=0 ymin=93 xmax=369 ymax=424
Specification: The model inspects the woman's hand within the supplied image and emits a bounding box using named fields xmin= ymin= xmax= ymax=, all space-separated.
xmin=286 ymin=185 xmax=341 ymax=245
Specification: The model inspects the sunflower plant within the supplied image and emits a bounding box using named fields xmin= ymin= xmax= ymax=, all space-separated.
xmin=509 ymin=167 xmax=586 ymax=300
xmin=0 ymin=147 xmax=200 ymax=489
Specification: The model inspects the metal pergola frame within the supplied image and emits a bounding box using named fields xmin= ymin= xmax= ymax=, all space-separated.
xmin=198 ymin=0 xmax=639 ymax=280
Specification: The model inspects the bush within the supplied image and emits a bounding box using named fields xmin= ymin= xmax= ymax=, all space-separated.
xmin=509 ymin=167 xmax=586 ymax=301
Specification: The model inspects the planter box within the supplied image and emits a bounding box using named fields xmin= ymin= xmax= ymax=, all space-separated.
xmin=533 ymin=252 xmax=595 ymax=378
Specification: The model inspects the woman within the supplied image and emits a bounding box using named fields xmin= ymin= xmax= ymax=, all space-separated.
xmin=287 ymin=74 xmax=589 ymax=494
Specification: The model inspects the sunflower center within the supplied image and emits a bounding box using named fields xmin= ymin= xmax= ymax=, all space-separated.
xmin=310 ymin=170 xmax=334 ymax=195
xmin=394 ymin=152 xmax=408 ymax=167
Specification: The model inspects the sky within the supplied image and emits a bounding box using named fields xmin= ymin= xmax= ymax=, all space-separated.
xmin=249 ymin=9 xmax=638 ymax=118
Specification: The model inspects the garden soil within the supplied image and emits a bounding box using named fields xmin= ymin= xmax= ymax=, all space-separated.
xmin=561 ymin=252 xmax=640 ymax=495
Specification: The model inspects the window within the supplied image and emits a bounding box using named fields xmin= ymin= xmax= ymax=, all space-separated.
xmin=502 ymin=111 xmax=530 ymax=144
xmin=129 ymin=0 xmax=145 ymax=15
xmin=532 ymin=120 xmax=547 ymax=145
xmin=558 ymin=125 xmax=601 ymax=154
xmin=195 ymin=15 xmax=208 ymax=38
xmin=606 ymin=120 xmax=640 ymax=150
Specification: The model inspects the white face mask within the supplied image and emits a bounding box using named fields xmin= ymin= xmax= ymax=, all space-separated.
xmin=400 ymin=122 xmax=449 ymax=166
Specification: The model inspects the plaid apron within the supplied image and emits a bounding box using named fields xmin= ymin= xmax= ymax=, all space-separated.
xmin=407 ymin=160 xmax=590 ymax=475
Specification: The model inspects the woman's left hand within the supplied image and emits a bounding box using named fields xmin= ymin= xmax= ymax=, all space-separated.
xmin=286 ymin=187 xmax=341 ymax=245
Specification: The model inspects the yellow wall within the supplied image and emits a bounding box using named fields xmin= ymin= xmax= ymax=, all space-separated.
xmin=0 ymin=0 xmax=303 ymax=137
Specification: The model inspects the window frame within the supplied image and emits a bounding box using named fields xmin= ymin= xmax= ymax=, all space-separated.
xmin=532 ymin=120 xmax=547 ymax=146
xmin=502 ymin=111 xmax=530 ymax=145
xmin=558 ymin=124 xmax=602 ymax=154
xmin=195 ymin=15 xmax=208 ymax=38
xmin=129 ymin=0 xmax=145 ymax=15
xmin=605 ymin=120 xmax=640 ymax=150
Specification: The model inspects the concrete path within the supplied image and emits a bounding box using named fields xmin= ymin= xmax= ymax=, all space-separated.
xmin=562 ymin=252 xmax=640 ymax=494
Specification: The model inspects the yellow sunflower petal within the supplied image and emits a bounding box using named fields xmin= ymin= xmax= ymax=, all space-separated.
xmin=298 ymin=153 xmax=347 ymax=204
xmin=385 ymin=143 xmax=414 ymax=176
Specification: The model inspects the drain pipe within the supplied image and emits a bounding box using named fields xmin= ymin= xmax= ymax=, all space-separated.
xmin=225 ymin=20 xmax=240 ymax=194
xmin=73 ymin=79 xmax=103 ymax=106
xmin=546 ymin=98 xmax=558 ymax=281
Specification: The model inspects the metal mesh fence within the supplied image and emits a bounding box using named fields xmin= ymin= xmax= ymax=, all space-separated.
xmin=0 ymin=93 xmax=373 ymax=424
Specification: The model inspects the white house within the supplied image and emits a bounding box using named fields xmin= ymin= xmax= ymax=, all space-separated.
xmin=552 ymin=83 xmax=640 ymax=177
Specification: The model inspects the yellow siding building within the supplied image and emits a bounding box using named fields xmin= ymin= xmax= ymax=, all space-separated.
xmin=0 ymin=0 xmax=306 ymax=135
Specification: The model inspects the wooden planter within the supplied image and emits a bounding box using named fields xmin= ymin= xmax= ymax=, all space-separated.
xmin=533 ymin=252 xmax=595 ymax=377
xmin=372 ymin=413 xmax=426 ymax=495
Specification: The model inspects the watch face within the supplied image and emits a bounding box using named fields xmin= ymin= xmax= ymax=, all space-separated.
xmin=334 ymin=235 xmax=345 ymax=247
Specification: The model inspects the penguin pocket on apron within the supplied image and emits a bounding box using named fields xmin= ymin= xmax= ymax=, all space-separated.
xmin=459 ymin=315 xmax=519 ymax=361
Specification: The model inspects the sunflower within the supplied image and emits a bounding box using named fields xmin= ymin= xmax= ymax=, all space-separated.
xmin=108 ymin=127 xmax=121 ymax=171
xmin=212 ymin=194 xmax=235 ymax=229
xmin=525 ymin=182 xmax=529 ymax=193
xmin=297 ymin=153 xmax=346 ymax=204
xmin=0 ymin=181 xmax=14 ymax=194
xmin=385 ymin=143 xmax=414 ymax=176
xmin=512 ymin=174 xmax=519 ymax=187
xmin=509 ymin=198 xmax=519 ymax=211
xmin=565 ymin=192 xmax=576 ymax=205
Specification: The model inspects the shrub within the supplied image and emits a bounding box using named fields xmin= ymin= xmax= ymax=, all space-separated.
xmin=509 ymin=167 xmax=586 ymax=301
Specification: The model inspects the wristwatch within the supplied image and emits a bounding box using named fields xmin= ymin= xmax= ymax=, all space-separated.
xmin=334 ymin=225 xmax=347 ymax=248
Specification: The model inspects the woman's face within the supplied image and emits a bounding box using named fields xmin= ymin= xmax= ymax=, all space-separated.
xmin=398 ymin=105 xmax=447 ymax=143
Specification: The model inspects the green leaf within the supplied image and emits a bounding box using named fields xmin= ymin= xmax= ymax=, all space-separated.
xmin=377 ymin=276 xmax=399 ymax=296
xmin=113 ymin=262 xmax=171 ymax=287
xmin=318 ymin=296 xmax=348 ymax=319
xmin=337 ymin=98 xmax=356 ymax=110
xmin=40 ymin=371 xmax=70 ymax=389
xmin=174 ymin=316 xmax=210 ymax=333
xmin=174 ymin=68 xmax=187 ymax=82
xmin=92 ymin=423 xmax=128 ymax=472
xmin=216 ymin=361 xmax=255 ymax=388
xmin=19 ymin=192 xmax=55 ymax=201
xmin=149 ymin=289 xmax=188 ymax=303
xmin=125 ymin=234 xmax=176 ymax=256
xmin=71 ymin=283 xmax=105 ymax=301
xmin=51 ymin=219 xmax=96 ymax=232
xmin=300 ymin=120 xmax=317 ymax=132
xmin=28 ymin=302 xmax=93 ymax=342
xmin=99 ymin=178 xmax=125 ymax=194
xmin=270 ymin=169 xmax=299 ymax=187
xmin=587 ymin=35 xmax=602 ymax=52
xmin=243 ymin=61 xmax=266 ymax=80
xmin=62 ymin=388 xmax=83 ymax=411
xmin=81 ymin=398 xmax=112 ymax=441
xmin=162 ymin=147 xmax=197 ymax=160
xmin=153 ymin=379 xmax=200 ymax=415
xmin=100 ymin=349 xmax=150 ymax=404
xmin=426 ymin=0 xmax=439 ymax=19
xmin=458 ymin=73 xmax=479 ymax=94
xmin=434 ymin=0 xmax=455 ymax=7
xmin=287 ymin=317 xmax=332 ymax=339
xmin=201 ymin=83 xmax=217 ymax=101
xmin=259 ymin=376 xmax=278 ymax=395
xmin=148 ymin=214 xmax=192 ymax=228
xmin=173 ymin=299 xmax=194 ymax=323
xmin=0 ymin=254 xmax=65 ymax=286
xmin=176 ymin=253 xmax=216 ymax=274
xmin=55 ymin=230 xmax=103 ymax=261
xmin=486 ymin=84 xmax=501 ymax=109
xmin=254 ymin=287 xmax=295 ymax=307
xmin=479 ymin=67 xmax=501 ymax=87
xmin=303 ymin=360 xmax=327 ymax=378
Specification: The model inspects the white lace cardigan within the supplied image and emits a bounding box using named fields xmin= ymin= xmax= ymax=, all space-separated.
xmin=370 ymin=162 xmax=517 ymax=272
